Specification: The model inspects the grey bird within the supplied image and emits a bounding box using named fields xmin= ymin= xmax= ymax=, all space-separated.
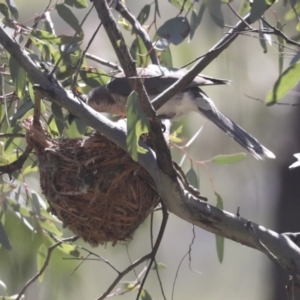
xmin=87 ymin=65 xmax=275 ymax=160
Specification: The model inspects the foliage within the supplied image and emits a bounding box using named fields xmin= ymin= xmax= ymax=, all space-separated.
xmin=0 ymin=0 xmax=299 ymax=299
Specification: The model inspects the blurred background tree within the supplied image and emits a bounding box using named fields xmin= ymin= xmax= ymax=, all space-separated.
xmin=0 ymin=0 xmax=300 ymax=299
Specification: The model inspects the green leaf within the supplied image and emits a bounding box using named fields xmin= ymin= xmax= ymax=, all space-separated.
xmin=215 ymin=192 xmax=224 ymax=263
xmin=137 ymin=5 xmax=151 ymax=26
xmin=154 ymin=0 xmax=160 ymax=17
xmin=189 ymin=3 xmax=205 ymax=41
xmin=140 ymin=289 xmax=153 ymax=300
xmin=5 ymin=0 xmax=18 ymax=20
xmin=30 ymin=29 xmax=83 ymax=45
xmin=266 ymin=62 xmax=300 ymax=105
xmin=39 ymin=219 xmax=62 ymax=236
xmin=239 ymin=0 xmax=251 ymax=16
xmin=157 ymin=17 xmax=190 ymax=45
xmin=249 ymin=0 xmax=270 ymax=23
xmin=51 ymin=102 xmax=64 ymax=121
xmin=186 ymin=166 xmax=199 ymax=189
xmin=258 ymin=21 xmax=268 ymax=54
xmin=40 ymin=206 xmax=60 ymax=223
xmin=126 ymin=91 xmax=150 ymax=161
xmin=284 ymin=3 xmax=300 ymax=21
xmin=0 ymin=220 xmax=12 ymax=250
xmin=9 ymin=56 xmax=26 ymax=99
xmin=0 ymin=3 xmax=9 ymax=18
xmin=211 ymin=153 xmax=246 ymax=165
xmin=130 ymin=36 xmax=150 ymax=67
xmin=22 ymin=165 xmax=38 ymax=176
xmin=0 ymin=155 xmax=9 ymax=166
xmin=215 ymin=192 xmax=223 ymax=210
xmin=152 ymin=262 xmax=167 ymax=270
xmin=80 ymin=67 xmax=109 ymax=88
xmin=277 ymin=21 xmax=284 ymax=75
xmin=216 ymin=234 xmax=224 ymax=263
xmin=122 ymin=282 xmax=136 ymax=292
xmin=58 ymin=243 xmax=81 ymax=257
xmin=74 ymin=118 xmax=87 ymax=135
xmin=9 ymin=100 xmax=34 ymax=123
xmin=31 ymin=192 xmax=41 ymax=217
xmin=157 ymin=45 xmax=173 ymax=67
xmin=169 ymin=0 xmax=194 ymax=12
xmin=6 ymin=197 xmax=31 ymax=218
xmin=206 ymin=0 xmax=224 ymax=28
xmin=65 ymin=118 xmax=82 ymax=138
xmin=65 ymin=0 xmax=88 ymax=8
xmin=37 ymin=244 xmax=47 ymax=282
xmin=56 ymin=4 xmax=83 ymax=35
xmin=4 ymin=124 xmax=23 ymax=155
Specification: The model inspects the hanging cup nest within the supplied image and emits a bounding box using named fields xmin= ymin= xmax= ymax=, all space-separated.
xmin=23 ymin=117 xmax=159 ymax=246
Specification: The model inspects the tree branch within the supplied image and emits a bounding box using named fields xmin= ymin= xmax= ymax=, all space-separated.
xmin=113 ymin=0 xmax=159 ymax=65
xmin=1 ymin=0 xmax=300 ymax=288
xmin=0 ymin=146 xmax=32 ymax=175
xmin=151 ymin=5 xmax=274 ymax=111
xmin=93 ymin=0 xmax=175 ymax=177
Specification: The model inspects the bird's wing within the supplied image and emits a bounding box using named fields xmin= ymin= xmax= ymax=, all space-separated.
xmin=107 ymin=65 xmax=230 ymax=96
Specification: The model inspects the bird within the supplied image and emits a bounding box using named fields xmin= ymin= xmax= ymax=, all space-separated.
xmin=87 ymin=64 xmax=275 ymax=160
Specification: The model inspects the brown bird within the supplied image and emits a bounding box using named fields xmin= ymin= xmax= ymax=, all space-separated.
xmin=87 ymin=65 xmax=275 ymax=160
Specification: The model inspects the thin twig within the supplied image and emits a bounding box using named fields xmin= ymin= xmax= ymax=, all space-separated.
xmin=0 ymin=133 xmax=25 ymax=138
xmin=71 ymin=4 xmax=101 ymax=90
xmin=113 ymin=0 xmax=159 ymax=65
xmin=16 ymin=236 xmax=78 ymax=300
xmin=149 ymin=212 xmax=167 ymax=300
xmin=85 ymin=53 xmax=122 ymax=71
xmin=50 ymin=4 xmax=94 ymax=76
xmin=151 ymin=4 xmax=274 ymax=111
xmin=136 ymin=202 xmax=168 ymax=300
xmin=246 ymin=19 xmax=300 ymax=48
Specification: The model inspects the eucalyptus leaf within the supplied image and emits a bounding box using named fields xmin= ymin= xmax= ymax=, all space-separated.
xmin=266 ymin=62 xmax=300 ymax=105
xmin=157 ymin=17 xmax=190 ymax=45
xmin=137 ymin=5 xmax=151 ymax=26
xmin=0 ymin=3 xmax=9 ymax=18
xmin=0 ymin=220 xmax=11 ymax=250
xmin=56 ymin=4 xmax=83 ymax=35
xmin=39 ymin=219 xmax=62 ymax=236
xmin=9 ymin=56 xmax=26 ymax=99
xmin=126 ymin=91 xmax=150 ymax=161
xmin=5 ymin=0 xmax=18 ymax=20
xmin=65 ymin=0 xmax=88 ymax=8
xmin=249 ymin=0 xmax=269 ymax=23
xmin=206 ymin=0 xmax=224 ymax=28
xmin=215 ymin=192 xmax=224 ymax=263
xmin=211 ymin=153 xmax=246 ymax=165
xmin=186 ymin=166 xmax=199 ymax=189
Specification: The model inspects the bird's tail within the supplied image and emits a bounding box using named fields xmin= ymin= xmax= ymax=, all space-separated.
xmin=199 ymin=108 xmax=275 ymax=160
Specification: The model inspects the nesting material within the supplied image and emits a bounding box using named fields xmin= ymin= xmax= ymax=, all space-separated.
xmin=23 ymin=117 xmax=159 ymax=246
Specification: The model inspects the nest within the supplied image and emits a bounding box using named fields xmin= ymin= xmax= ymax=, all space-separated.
xmin=23 ymin=117 xmax=159 ymax=246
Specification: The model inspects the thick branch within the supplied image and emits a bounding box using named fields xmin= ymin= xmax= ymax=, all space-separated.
xmin=93 ymin=0 xmax=175 ymax=178
xmin=1 ymin=3 xmax=300 ymax=282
